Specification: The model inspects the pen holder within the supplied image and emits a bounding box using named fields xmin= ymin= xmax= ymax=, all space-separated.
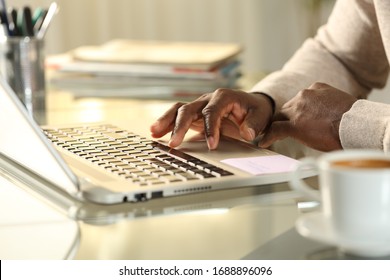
xmin=0 ymin=36 xmax=46 ymax=123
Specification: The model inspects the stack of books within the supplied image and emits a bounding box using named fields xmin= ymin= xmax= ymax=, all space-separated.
xmin=47 ymin=39 xmax=242 ymax=99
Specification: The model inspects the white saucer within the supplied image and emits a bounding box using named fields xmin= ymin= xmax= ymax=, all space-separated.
xmin=296 ymin=212 xmax=390 ymax=258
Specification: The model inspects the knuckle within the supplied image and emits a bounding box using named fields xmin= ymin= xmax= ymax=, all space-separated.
xmin=197 ymin=93 xmax=211 ymax=100
xmin=297 ymin=88 xmax=313 ymax=98
xmin=201 ymin=104 xmax=218 ymax=117
xmin=314 ymin=82 xmax=326 ymax=87
xmin=296 ymin=89 xmax=306 ymax=98
xmin=172 ymin=102 xmax=186 ymax=110
xmin=309 ymin=82 xmax=328 ymax=89
xmin=176 ymin=103 xmax=192 ymax=115
xmin=213 ymin=88 xmax=229 ymax=95
xmin=212 ymin=88 xmax=237 ymax=99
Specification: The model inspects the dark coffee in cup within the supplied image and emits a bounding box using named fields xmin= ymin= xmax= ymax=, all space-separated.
xmin=331 ymin=159 xmax=390 ymax=169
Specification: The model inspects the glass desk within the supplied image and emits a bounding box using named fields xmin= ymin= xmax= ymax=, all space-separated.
xmin=1 ymin=83 xmax=362 ymax=260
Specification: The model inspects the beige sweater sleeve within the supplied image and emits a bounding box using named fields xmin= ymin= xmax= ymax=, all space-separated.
xmin=251 ymin=0 xmax=390 ymax=150
xmin=340 ymin=100 xmax=390 ymax=152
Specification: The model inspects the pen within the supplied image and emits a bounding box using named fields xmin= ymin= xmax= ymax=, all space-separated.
xmin=0 ymin=0 xmax=12 ymax=35
xmin=32 ymin=7 xmax=44 ymax=26
xmin=36 ymin=2 xmax=58 ymax=40
xmin=9 ymin=8 xmax=20 ymax=36
xmin=20 ymin=6 xmax=34 ymax=36
xmin=33 ymin=8 xmax=47 ymax=35
xmin=0 ymin=9 xmax=7 ymax=36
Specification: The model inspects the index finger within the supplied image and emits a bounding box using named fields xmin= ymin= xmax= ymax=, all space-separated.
xmin=150 ymin=102 xmax=185 ymax=138
xmin=169 ymin=98 xmax=209 ymax=147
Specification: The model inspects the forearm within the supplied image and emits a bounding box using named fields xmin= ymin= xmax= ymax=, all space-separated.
xmin=251 ymin=37 xmax=372 ymax=112
xmin=251 ymin=0 xmax=389 ymax=111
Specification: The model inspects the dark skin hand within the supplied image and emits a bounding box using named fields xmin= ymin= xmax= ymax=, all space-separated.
xmin=259 ymin=82 xmax=358 ymax=151
xmin=150 ymin=88 xmax=274 ymax=150
xmin=150 ymin=82 xmax=358 ymax=152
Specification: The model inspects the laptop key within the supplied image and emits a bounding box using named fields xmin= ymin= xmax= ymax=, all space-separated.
xmin=44 ymin=125 xmax=234 ymax=188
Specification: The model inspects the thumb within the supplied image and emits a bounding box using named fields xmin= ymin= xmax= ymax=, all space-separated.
xmin=258 ymin=121 xmax=293 ymax=148
xmin=239 ymin=108 xmax=273 ymax=141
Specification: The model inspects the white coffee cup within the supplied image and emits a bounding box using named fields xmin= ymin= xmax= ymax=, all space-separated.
xmin=290 ymin=150 xmax=390 ymax=241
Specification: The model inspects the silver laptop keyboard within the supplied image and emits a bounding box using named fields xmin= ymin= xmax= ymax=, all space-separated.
xmin=43 ymin=124 xmax=233 ymax=186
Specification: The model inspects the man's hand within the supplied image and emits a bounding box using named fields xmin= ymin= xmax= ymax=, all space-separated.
xmin=259 ymin=82 xmax=358 ymax=151
xmin=150 ymin=88 xmax=274 ymax=150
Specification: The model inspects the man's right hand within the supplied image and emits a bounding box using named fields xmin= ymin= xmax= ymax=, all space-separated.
xmin=150 ymin=88 xmax=275 ymax=150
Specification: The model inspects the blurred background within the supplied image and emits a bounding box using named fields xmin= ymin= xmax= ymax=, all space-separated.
xmin=10 ymin=0 xmax=334 ymax=73
xmin=7 ymin=0 xmax=390 ymax=101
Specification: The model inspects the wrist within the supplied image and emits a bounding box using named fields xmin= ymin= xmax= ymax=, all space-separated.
xmin=250 ymin=91 xmax=275 ymax=115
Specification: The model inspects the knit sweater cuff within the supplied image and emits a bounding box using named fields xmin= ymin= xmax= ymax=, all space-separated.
xmin=340 ymin=100 xmax=390 ymax=151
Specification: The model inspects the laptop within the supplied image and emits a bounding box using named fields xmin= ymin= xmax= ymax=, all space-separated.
xmin=0 ymin=76 xmax=303 ymax=205
xmin=0 ymin=159 xmax=302 ymax=224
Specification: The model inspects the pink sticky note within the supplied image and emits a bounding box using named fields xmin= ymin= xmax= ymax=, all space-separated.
xmin=221 ymin=155 xmax=298 ymax=175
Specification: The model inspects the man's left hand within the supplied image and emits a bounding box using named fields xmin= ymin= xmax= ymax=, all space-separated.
xmin=259 ymin=82 xmax=358 ymax=151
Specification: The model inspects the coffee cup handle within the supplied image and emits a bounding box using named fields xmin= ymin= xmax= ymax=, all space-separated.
xmin=289 ymin=158 xmax=321 ymax=201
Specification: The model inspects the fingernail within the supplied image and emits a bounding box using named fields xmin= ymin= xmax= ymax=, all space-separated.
xmin=168 ymin=140 xmax=176 ymax=148
xmin=247 ymin=128 xmax=256 ymax=140
xmin=168 ymin=136 xmax=177 ymax=147
xmin=150 ymin=121 xmax=160 ymax=131
xmin=258 ymin=138 xmax=267 ymax=148
xmin=207 ymin=136 xmax=216 ymax=150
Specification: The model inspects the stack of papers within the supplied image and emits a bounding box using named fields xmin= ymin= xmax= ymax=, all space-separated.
xmin=47 ymin=39 xmax=243 ymax=99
